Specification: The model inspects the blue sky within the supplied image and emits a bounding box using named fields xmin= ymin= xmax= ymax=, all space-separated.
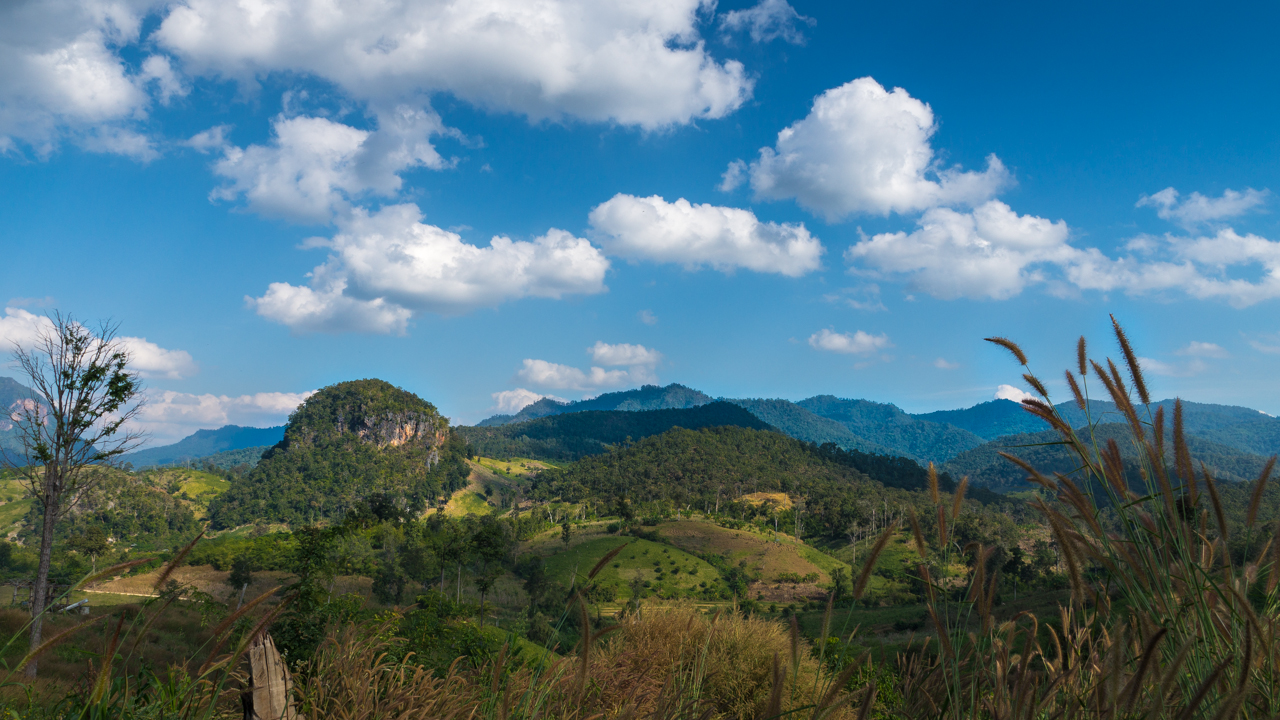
xmin=3 ymin=0 xmax=1279 ymax=443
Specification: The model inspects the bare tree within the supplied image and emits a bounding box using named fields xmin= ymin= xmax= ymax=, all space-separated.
xmin=5 ymin=313 xmax=145 ymax=677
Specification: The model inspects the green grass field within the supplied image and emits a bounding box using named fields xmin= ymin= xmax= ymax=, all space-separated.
xmin=446 ymin=489 xmax=493 ymax=517
xmin=0 ymin=498 xmax=32 ymax=535
xmin=541 ymin=536 xmax=721 ymax=602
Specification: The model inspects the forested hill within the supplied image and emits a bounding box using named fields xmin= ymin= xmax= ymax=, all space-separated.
xmin=208 ymin=379 xmax=470 ymax=528
xmin=722 ymin=398 xmax=896 ymax=455
xmin=913 ymin=399 xmax=1048 ymax=441
xmin=527 ymin=425 xmax=1020 ymax=540
xmin=478 ymin=383 xmax=712 ymax=426
xmin=457 ymin=402 xmax=773 ymax=461
xmin=123 ymin=425 xmax=286 ymax=468
xmin=796 ymin=396 xmax=986 ymax=463
xmin=945 ymin=422 xmax=1276 ymax=493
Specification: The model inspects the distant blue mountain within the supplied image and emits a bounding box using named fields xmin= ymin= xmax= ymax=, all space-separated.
xmin=123 ymin=425 xmax=286 ymax=468
xmin=912 ymin=399 xmax=1049 ymax=441
xmin=477 ymin=384 xmax=713 ymax=426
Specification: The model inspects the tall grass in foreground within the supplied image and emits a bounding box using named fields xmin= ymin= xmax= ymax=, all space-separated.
xmin=897 ymin=317 xmax=1279 ymax=719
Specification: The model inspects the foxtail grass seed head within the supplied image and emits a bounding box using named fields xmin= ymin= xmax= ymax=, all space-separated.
xmin=985 ymin=336 xmax=1028 ymax=365
xmin=1022 ymin=373 xmax=1049 ymax=399
xmin=928 ymin=462 xmax=939 ymax=505
xmin=1077 ymin=335 xmax=1088 ymax=376
xmin=1111 ymin=315 xmax=1151 ymax=406
xmin=951 ymin=476 xmax=968 ymax=523
xmin=1066 ymin=370 xmax=1087 ymax=411
xmin=1247 ymin=456 xmax=1276 ymax=529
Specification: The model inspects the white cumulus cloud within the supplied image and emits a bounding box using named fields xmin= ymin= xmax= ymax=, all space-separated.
xmin=490 ymin=388 xmax=562 ymax=415
xmin=589 ymin=341 xmax=663 ymax=366
xmin=155 ymin=0 xmax=752 ymax=130
xmin=134 ymin=389 xmax=314 ymax=444
xmin=0 ymin=308 xmax=198 ymax=379
xmin=250 ymin=203 xmax=610 ymax=332
xmin=742 ymin=77 xmax=1010 ymax=220
xmin=516 ymin=359 xmax=656 ymax=392
xmin=808 ymin=328 xmax=891 ymax=355
xmin=0 ymin=0 xmax=168 ymax=158
xmin=1137 ymin=187 xmax=1269 ymax=229
xmin=846 ymin=201 xmax=1072 ymax=300
xmin=209 ymin=111 xmax=454 ymax=223
xmin=994 ymin=384 xmax=1034 ymax=403
xmin=1066 ymin=228 xmax=1280 ymax=308
xmin=517 ymin=340 xmax=663 ymax=392
xmin=589 ymin=194 xmax=823 ymax=277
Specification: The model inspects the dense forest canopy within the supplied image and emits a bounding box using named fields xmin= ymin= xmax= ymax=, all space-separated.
xmin=457 ymin=402 xmax=773 ymax=461
xmin=527 ymin=425 xmax=1022 ymax=540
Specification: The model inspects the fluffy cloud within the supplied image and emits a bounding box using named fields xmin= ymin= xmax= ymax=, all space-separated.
xmin=210 ymin=110 xmax=455 ymax=223
xmin=518 ymin=339 xmax=663 ymax=392
xmin=250 ymin=203 xmax=610 ymax=332
xmin=589 ymin=341 xmax=663 ymax=366
xmin=933 ymin=358 xmax=959 ymax=370
xmin=1066 ymin=228 xmax=1280 ymax=308
xmin=134 ymin=389 xmax=313 ymax=444
xmin=119 ymin=337 xmax=198 ymax=379
xmin=0 ymin=0 xmax=172 ymax=157
xmin=0 ymin=308 xmax=198 ymax=379
xmin=738 ymin=77 xmax=1010 ymax=219
xmin=994 ymin=384 xmax=1034 ymax=403
xmin=1137 ymin=187 xmax=1268 ymax=228
xmin=589 ymin=194 xmax=823 ymax=276
xmin=516 ymin=359 xmax=656 ymax=392
xmin=720 ymin=0 xmax=814 ymax=44
xmin=155 ymin=0 xmax=752 ymax=130
xmin=846 ymin=201 xmax=1072 ymax=300
xmin=638 ymin=310 xmax=658 ymax=326
xmin=490 ymin=388 xmax=562 ymax=415
xmin=808 ymin=328 xmax=891 ymax=355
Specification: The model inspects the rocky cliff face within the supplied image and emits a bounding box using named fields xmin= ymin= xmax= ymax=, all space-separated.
xmin=283 ymin=379 xmax=449 ymax=454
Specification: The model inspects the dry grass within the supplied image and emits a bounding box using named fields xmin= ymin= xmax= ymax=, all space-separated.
xmin=739 ymin=493 xmax=793 ymax=511
xmin=656 ymin=520 xmax=840 ymax=584
xmin=295 ymin=623 xmax=478 ymax=719
xmin=590 ymin=604 xmax=839 ymax=719
xmin=890 ymin=320 xmax=1280 ymax=719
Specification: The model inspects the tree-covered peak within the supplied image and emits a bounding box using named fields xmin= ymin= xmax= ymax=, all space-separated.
xmin=281 ymin=379 xmax=448 ymax=449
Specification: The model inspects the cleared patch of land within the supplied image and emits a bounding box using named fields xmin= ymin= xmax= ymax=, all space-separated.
xmin=654 ymin=519 xmax=846 ymax=583
xmin=540 ymin=535 xmax=721 ymax=602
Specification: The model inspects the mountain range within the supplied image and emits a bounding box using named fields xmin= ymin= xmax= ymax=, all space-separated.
xmin=5 ymin=375 xmax=1278 ymax=494
xmin=121 ymin=425 xmax=286 ymax=468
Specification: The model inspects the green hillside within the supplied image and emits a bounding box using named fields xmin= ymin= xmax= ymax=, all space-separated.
xmin=458 ymin=401 xmax=773 ymax=461
xmin=194 ymin=445 xmax=270 ymax=470
xmin=207 ymin=379 xmax=471 ymax=528
xmin=724 ymin=398 xmax=894 ymax=454
xmin=528 ymin=425 xmax=1017 ymax=541
xmin=945 ymin=422 xmax=1275 ymax=492
xmin=913 ymin=399 xmax=1048 ymax=440
xmin=797 ymin=396 xmax=986 ymax=463
xmin=20 ymin=468 xmax=200 ymax=551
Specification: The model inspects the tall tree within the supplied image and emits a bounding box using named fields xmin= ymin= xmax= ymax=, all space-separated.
xmin=5 ymin=313 xmax=144 ymax=677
